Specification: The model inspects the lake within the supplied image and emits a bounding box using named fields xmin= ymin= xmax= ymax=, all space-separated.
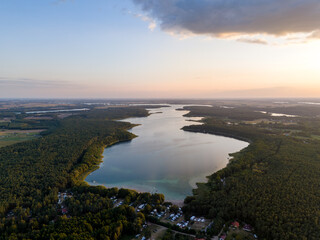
xmin=86 ymin=105 xmax=248 ymax=201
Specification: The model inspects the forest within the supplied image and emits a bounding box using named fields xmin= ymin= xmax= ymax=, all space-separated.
xmin=0 ymin=106 xmax=165 ymax=240
xmin=2 ymin=101 xmax=320 ymax=239
xmin=182 ymin=105 xmax=320 ymax=240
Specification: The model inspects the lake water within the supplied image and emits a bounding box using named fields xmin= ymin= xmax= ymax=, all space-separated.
xmin=86 ymin=105 xmax=248 ymax=201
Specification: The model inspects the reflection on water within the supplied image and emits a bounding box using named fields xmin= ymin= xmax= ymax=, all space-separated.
xmin=86 ymin=105 xmax=248 ymax=201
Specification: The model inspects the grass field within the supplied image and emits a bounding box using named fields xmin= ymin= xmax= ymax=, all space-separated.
xmin=0 ymin=130 xmax=43 ymax=148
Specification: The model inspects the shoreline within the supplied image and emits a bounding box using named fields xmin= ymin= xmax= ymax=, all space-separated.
xmin=168 ymin=199 xmax=184 ymax=207
xmin=182 ymin=126 xmax=252 ymax=144
xmin=87 ymin=179 xmax=186 ymax=206
xmin=80 ymin=105 xmax=249 ymax=206
xmin=75 ymin=130 xmax=138 ymax=185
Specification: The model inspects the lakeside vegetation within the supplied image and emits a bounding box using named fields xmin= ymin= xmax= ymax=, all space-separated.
xmin=0 ymin=105 xmax=161 ymax=239
xmin=182 ymin=105 xmax=320 ymax=240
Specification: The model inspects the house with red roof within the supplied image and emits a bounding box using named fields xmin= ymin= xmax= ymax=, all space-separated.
xmin=219 ymin=235 xmax=226 ymax=240
xmin=231 ymin=221 xmax=240 ymax=228
xmin=61 ymin=208 xmax=68 ymax=214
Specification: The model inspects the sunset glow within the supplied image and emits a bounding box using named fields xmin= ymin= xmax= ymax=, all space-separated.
xmin=1 ymin=0 xmax=320 ymax=98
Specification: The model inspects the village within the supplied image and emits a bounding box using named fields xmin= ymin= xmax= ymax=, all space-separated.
xmin=56 ymin=191 xmax=259 ymax=240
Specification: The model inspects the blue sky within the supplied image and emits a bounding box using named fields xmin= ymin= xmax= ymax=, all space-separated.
xmin=1 ymin=0 xmax=320 ymax=98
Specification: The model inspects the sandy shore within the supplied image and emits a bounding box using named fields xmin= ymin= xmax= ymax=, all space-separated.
xmin=167 ymin=199 xmax=185 ymax=207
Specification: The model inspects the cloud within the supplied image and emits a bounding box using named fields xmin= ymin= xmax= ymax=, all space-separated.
xmin=128 ymin=11 xmax=157 ymax=31
xmin=308 ymin=30 xmax=320 ymax=39
xmin=236 ymin=37 xmax=268 ymax=45
xmin=0 ymin=78 xmax=74 ymax=88
xmin=132 ymin=0 xmax=320 ymax=43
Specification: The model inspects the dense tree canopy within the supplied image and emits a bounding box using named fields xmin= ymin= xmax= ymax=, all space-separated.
xmin=182 ymin=106 xmax=320 ymax=240
xmin=0 ymin=107 xmax=152 ymax=239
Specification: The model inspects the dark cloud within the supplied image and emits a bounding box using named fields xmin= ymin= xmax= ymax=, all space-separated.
xmin=132 ymin=0 xmax=320 ymax=39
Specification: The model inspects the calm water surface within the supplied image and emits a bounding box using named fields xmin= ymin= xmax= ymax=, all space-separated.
xmin=86 ymin=105 xmax=248 ymax=201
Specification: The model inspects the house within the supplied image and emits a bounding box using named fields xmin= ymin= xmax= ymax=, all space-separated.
xmin=219 ymin=235 xmax=226 ymax=240
xmin=231 ymin=221 xmax=240 ymax=228
xmin=243 ymin=224 xmax=252 ymax=232
xmin=61 ymin=208 xmax=68 ymax=214
xmin=138 ymin=204 xmax=145 ymax=209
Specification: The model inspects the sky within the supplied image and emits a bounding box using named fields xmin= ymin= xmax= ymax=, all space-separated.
xmin=1 ymin=0 xmax=320 ymax=98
